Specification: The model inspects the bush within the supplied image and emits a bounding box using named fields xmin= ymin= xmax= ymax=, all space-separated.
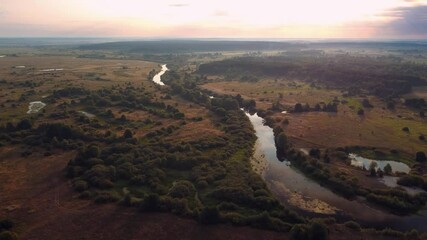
xmin=290 ymin=224 xmax=309 ymax=240
xmin=344 ymin=221 xmax=361 ymax=231
xmin=405 ymin=229 xmax=419 ymax=240
xmin=0 ymin=219 xmax=14 ymax=231
xmin=415 ymin=152 xmax=426 ymax=162
xmin=73 ymin=180 xmax=89 ymax=192
xmin=199 ymin=207 xmax=220 ymax=224
xmin=308 ymin=221 xmax=328 ymax=240
xmin=0 ymin=231 xmax=18 ymax=240
xmin=141 ymin=194 xmax=160 ymax=212
xmin=94 ymin=192 xmax=119 ymax=204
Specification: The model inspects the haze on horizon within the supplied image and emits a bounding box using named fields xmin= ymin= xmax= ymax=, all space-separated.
xmin=0 ymin=0 xmax=426 ymax=39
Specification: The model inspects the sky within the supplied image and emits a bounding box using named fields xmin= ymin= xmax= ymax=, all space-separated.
xmin=0 ymin=0 xmax=426 ymax=39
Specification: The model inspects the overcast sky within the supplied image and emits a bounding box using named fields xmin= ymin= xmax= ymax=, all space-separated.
xmin=0 ymin=0 xmax=426 ymax=38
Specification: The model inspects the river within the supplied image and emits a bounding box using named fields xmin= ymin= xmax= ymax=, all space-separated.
xmin=152 ymin=64 xmax=168 ymax=86
xmin=245 ymin=111 xmax=427 ymax=232
xmin=151 ymin=65 xmax=427 ymax=232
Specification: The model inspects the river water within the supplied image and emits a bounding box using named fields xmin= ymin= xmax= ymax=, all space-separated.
xmin=245 ymin=111 xmax=427 ymax=232
xmin=152 ymin=64 xmax=168 ymax=86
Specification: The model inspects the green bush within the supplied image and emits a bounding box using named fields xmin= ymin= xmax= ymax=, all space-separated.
xmin=308 ymin=221 xmax=328 ymax=240
xmin=73 ymin=180 xmax=89 ymax=192
xmin=199 ymin=207 xmax=220 ymax=224
xmin=344 ymin=221 xmax=361 ymax=231
xmin=0 ymin=219 xmax=14 ymax=231
xmin=0 ymin=231 xmax=18 ymax=240
xmin=290 ymin=224 xmax=309 ymax=240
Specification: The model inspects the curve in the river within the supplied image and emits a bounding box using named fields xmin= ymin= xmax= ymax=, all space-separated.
xmin=245 ymin=111 xmax=427 ymax=232
xmin=152 ymin=64 xmax=168 ymax=86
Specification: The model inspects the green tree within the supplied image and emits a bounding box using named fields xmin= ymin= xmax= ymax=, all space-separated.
xmin=369 ymin=161 xmax=378 ymax=177
xmin=141 ymin=194 xmax=159 ymax=212
xmin=290 ymin=224 xmax=309 ymax=240
xmin=16 ymin=119 xmax=32 ymax=130
xmin=384 ymin=163 xmax=392 ymax=175
xmin=0 ymin=231 xmax=18 ymax=240
xmin=276 ymin=132 xmax=290 ymax=152
xmin=123 ymin=129 xmax=133 ymax=139
xmin=308 ymin=221 xmax=328 ymax=240
xmin=415 ymin=152 xmax=426 ymax=162
xmin=199 ymin=207 xmax=220 ymax=224
xmin=294 ymin=103 xmax=304 ymax=113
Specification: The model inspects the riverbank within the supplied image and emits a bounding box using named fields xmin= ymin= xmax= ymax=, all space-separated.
xmin=245 ymin=110 xmax=427 ymax=232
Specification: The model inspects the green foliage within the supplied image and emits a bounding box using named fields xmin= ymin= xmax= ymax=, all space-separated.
xmin=308 ymin=221 xmax=328 ymax=240
xmin=123 ymin=129 xmax=133 ymax=139
xmin=383 ymin=163 xmax=392 ymax=175
xmin=290 ymin=224 xmax=309 ymax=240
xmin=0 ymin=231 xmax=18 ymax=240
xmin=199 ymin=206 xmax=220 ymax=224
xmin=141 ymin=194 xmax=160 ymax=212
xmin=344 ymin=221 xmax=361 ymax=231
xmin=415 ymin=151 xmax=426 ymax=163
xmin=0 ymin=220 xmax=13 ymax=231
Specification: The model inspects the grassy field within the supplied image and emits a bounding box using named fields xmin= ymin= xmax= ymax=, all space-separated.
xmin=203 ymin=79 xmax=427 ymax=161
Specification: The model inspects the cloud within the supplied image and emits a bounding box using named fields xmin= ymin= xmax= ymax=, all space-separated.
xmin=169 ymin=3 xmax=189 ymax=7
xmin=379 ymin=5 xmax=427 ymax=37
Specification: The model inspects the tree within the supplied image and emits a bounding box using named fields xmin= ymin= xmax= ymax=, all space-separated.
xmin=85 ymin=145 xmax=100 ymax=158
xmin=123 ymin=129 xmax=133 ymax=139
xmin=141 ymin=194 xmax=159 ymax=212
xmin=290 ymin=224 xmax=309 ymax=240
xmin=309 ymin=148 xmax=321 ymax=159
xmin=383 ymin=163 xmax=392 ymax=175
xmin=199 ymin=207 xmax=220 ymax=224
xmin=362 ymin=99 xmax=373 ymax=108
xmin=415 ymin=152 xmax=426 ymax=163
xmin=377 ymin=168 xmax=384 ymax=178
xmin=276 ymin=132 xmax=290 ymax=153
xmin=323 ymin=154 xmax=330 ymax=163
xmin=369 ymin=161 xmax=378 ymax=177
xmin=294 ymin=103 xmax=303 ymax=113
xmin=308 ymin=221 xmax=328 ymax=240
xmin=0 ymin=231 xmax=18 ymax=240
xmin=16 ymin=119 xmax=32 ymax=130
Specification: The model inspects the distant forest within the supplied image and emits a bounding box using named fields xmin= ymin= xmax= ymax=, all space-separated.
xmin=198 ymin=54 xmax=427 ymax=98
xmin=78 ymin=40 xmax=427 ymax=54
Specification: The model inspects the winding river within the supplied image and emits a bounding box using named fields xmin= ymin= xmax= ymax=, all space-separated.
xmin=245 ymin=111 xmax=427 ymax=232
xmin=151 ymin=65 xmax=427 ymax=232
xmin=152 ymin=64 xmax=168 ymax=86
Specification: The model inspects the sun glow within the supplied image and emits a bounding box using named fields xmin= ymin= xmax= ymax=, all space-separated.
xmin=0 ymin=0 xmax=426 ymax=37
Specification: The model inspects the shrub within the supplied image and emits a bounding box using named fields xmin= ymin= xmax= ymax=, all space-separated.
xmin=0 ymin=219 xmax=14 ymax=231
xmin=16 ymin=119 xmax=32 ymax=130
xmin=405 ymin=229 xmax=419 ymax=240
xmin=123 ymin=129 xmax=133 ymax=139
xmin=308 ymin=221 xmax=328 ymax=240
xmin=141 ymin=194 xmax=160 ymax=212
xmin=73 ymin=180 xmax=89 ymax=192
xmin=0 ymin=231 xmax=18 ymax=240
xmin=344 ymin=221 xmax=361 ymax=231
xmin=415 ymin=152 xmax=426 ymax=163
xmin=94 ymin=192 xmax=119 ymax=204
xmin=199 ymin=207 xmax=220 ymax=224
xmin=168 ymin=181 xmax=195 ymax=198
xmin=290 ymin=224 xmax=309 ymax=240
